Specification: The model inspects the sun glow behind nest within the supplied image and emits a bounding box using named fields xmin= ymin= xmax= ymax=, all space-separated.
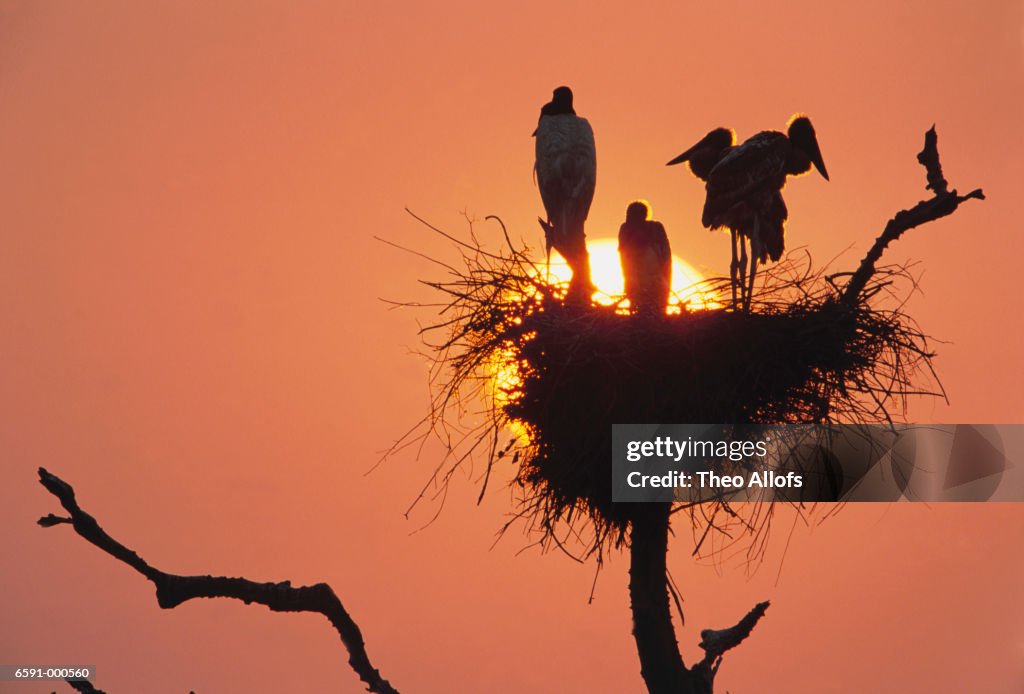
xmin=490 ymin=238 xmax=720 ymax=442
xmin=548 ymin=238 xmax=718 ymax=313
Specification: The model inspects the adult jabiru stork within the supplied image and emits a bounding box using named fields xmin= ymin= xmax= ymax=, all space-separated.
xmin=533 ymin=86 xmax=597 ymax=300
xmin=669 ymin=116 xmax=829 ymax=310
xmin=618 ymin=201 xmax=672 ymax=315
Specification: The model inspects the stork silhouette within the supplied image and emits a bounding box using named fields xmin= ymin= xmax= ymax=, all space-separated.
xmin=618 ymin=201 xmax=671 ymax=315
xmin=534 ymin=86 xmax=597 ymax=300
xmin=669 ymin=116 xmax=829 ymax=309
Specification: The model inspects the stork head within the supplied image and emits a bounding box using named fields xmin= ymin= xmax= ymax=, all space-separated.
xmin=625 ymin=200 xmax=651 ymax=224
xmin=533 ymin=86 xmax=576 ymax=135
xmin=666 ymin=128 xmax=734 ymax=167
xmin=541 ymin=86 xmax=575 ymax=117
xmin=787 ymin=116 xmax=829 ymax=180
xmin=551 ymin=86 xmax=574 ymax=110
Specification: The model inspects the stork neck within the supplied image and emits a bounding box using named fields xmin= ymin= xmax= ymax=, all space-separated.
xmin=541 ymin=103 xmax=576 ymax=118
xmin=785 ymin=149 xmax=812 ymax=176
xmin=690 ymin=148 xmax=728 ymax=180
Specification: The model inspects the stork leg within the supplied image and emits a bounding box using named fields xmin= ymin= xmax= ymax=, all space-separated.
xmin=745 ymin=217 xmax=761 ymax=312
xmin=746 ymin=253 xmax=759 ymax=311
xmin=737 ymin=235 xmax=748 ymax=311
xmin=729 ymin=229 xmax=739 ymax=309
xmin=538 ymin=217 xmax=554 ymax=284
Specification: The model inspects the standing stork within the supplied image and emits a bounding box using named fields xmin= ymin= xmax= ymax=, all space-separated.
xmin=618 ymin=200 xmax=672 ymax=315
xmin=533 ymin=86 xmax=597 ymax=300
xmin=668 ymin=116 xmax=829 ymax=310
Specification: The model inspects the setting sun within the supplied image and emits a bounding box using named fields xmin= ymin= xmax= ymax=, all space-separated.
xmin=547 ymin=238 xmax=718 ymax=312
xmin=491 ymin=238 xmax=719 ymax=439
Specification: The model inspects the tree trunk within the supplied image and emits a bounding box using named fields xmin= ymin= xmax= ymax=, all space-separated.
xmin=629 ymin=504 xmax=706 ymax=694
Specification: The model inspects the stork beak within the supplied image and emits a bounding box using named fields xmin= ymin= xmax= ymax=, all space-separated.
xmin=808 ymin=137 xmax=829 ymax=181
xmin=666 ymin=145 xmax=697 ymax=166
xmin=532 ymin=127 xmax=538 ymax=137
xmin=813 ymin=153 xmax=829 ymax=181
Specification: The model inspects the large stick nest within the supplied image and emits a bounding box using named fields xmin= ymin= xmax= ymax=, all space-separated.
xmin=412 ymin=228 xmax=932 ymax=554
xmin=392 ymin=128 xmax=981 ymax=562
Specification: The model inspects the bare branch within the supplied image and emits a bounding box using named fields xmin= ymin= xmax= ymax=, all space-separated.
xmin=65 ymin=679 xmax=107 ymax=693
xmin=36 ymin=468 xmax=399 ymax=694
xmin=697 ymin=601 xmax=771 ymax=665
xmin=842 ymin=126 xmax=984 ymax=303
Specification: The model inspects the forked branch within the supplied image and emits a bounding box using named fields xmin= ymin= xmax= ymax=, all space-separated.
xmin=841 ymin=126 xmax=984 ymax=303
xmin=697 ymin=601 xmax=771 ymax=671
xmin=36 ymin=468 xmax=399 ymax=694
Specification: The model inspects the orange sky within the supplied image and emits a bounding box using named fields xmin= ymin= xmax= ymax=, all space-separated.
xmin=2 ymin=2 xmax=1023 ymax=692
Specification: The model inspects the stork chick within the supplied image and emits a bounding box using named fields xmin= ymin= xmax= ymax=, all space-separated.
xmin=618 ymin=200 xmax=672 ymax=316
